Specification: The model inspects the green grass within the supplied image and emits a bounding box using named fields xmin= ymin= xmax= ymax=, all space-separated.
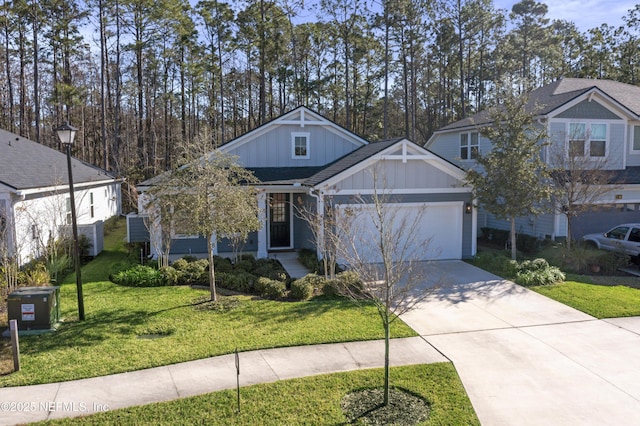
xmin=40 ymin=364 xmax=479 ymax=425
xmin=1 ymin=219 xmax=417 ymax=387
xmin=532 ymin=279 xmax=640 ymax=319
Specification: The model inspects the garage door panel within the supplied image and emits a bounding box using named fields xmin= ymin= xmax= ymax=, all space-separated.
xmin=337 ymin=202 xmax=462 ymax=263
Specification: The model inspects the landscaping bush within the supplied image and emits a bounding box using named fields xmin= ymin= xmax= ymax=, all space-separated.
xmin=160 ymin=266 xmax=180 ymax=285
xmin=234 ymin=258 xmax=255 ymax=273
xmin=253 ymin=259 xmax=289 ymax=281
xmin=255 ymin=277 xmax=287 ymax=300
xmin=513 ymin=258 xmax=565 ymax=286
xmin=516 ymin=234 xmax=540 ymax=254
xmin=594 ymin=251 xmax=631 ymax=275
xmin=290 ymin=276 xmax=317 ymax=300
xmin=480 ymin=227 xmax=509 ymax=247
xmin=172 ymin=258 xmax=209 ymax=285
xmin=298 ymin=248 xmax=322 ymax=273
xmin=213 ymin=256 xmax=233 ymax=273
xmin=218 ymin=271 xmax=257 ymax=293
xmin=111 ymin=265 xmax=167 ymax=287
xmin=22 ymin=262 xmax=51 ymax=286
xmin=470 ymin=251 xmax=514 ymax=276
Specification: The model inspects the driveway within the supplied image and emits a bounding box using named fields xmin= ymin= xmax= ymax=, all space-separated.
xmin=400 ymin=261 xmax=640 ymax=426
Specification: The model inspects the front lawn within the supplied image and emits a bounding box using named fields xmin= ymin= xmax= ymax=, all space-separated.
xmin=1 ymin=219 xmax=417 ymax=387
xmin=39 ymin=364 xmax=479 ymax=425
xmin=471 ymin=245 xmax=640 ymax=319
xmin=532 ymin=278 xmax=640 ymax=319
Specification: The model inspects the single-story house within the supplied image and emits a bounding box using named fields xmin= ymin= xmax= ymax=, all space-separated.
xmin=0 ymin=129 xmax=122 ymax=264
xmin=128 ymin=107 xmax=476 ymax=262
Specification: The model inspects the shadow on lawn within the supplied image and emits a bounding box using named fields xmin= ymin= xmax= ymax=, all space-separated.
xmin=19 ymin=308 xmax=151 ymax=354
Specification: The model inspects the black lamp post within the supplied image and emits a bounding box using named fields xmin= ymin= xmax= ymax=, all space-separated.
xmin=56 ymin=122 xmax=85 ymax=321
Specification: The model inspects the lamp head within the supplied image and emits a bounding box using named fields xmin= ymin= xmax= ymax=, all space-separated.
xmin=55 ymin=122 xmax=78 ymax=146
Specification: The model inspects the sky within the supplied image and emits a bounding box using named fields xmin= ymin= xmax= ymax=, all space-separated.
xmin=494 ymin=0 xmax=638 ymax=32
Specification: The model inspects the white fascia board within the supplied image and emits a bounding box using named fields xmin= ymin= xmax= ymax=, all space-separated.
xmin=15 ymin=179 xmax=118 ymax=197
xmin=324 ymin=187 xmax=471 ymax=196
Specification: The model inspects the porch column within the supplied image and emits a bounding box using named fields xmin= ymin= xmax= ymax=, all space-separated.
xmin=257 ymin=191 xmax=268 ymax=258
xmin=316 ymin=191 xmax=325 ymax=260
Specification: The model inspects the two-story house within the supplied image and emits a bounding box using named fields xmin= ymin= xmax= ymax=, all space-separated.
xmin=426 ymin=78 xmax=640 ymax=241
xmin=128 ymin=107 xmax=476 ymax=262
xmin=0 ymin=129 xmax=123 ymax=264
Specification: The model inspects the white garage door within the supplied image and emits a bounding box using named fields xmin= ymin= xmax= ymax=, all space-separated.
xmin=337 ymin=201 xmax=463 ymax=263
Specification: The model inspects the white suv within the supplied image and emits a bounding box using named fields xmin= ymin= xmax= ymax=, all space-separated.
xmin=582 ymin=224 xmax=640 ymax=260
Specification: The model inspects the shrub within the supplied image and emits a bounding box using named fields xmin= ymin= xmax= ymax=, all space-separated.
xmin=594 ymin=251 xmax=631 ymax=275
xmin=321 ymin=271 xmax=365 ymax=298
xmin=176 ymin=258 xmax=209 ymax=285
xmin=111 ymin=265 xmax=167 ymax=287
xmin=213 ymin=256 xmax=233 ymax=273
xmin=513 ymin=258 xmax=565 ymax=286
xmin=253 ymin=260 xmax=289 ymax=281
xmin=234 ymin=259 xmax=255 ymax=273
xmin=160 ymin=266 xmax=180 ymax=285
xmin=255 ymin=277 xmax=286 ymax=300
xmin=290 ymin=276 xmax=317 ymax=300
xmin=516 ymin=234 xmax=540 ymax=254
xmin=471 ymin=251 xmax=515 ymax=277
xmin=218 ymin=271 xmax=257 ymax=293
xmin=22 ymin=262 xmax=51 ymax=286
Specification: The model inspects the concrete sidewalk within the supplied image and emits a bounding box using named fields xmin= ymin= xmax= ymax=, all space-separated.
xmin=0 ymin=337 xmax=445 ymax=425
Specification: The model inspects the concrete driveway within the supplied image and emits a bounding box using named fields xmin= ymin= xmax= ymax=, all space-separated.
xmin=400 ymin=261 xmax=640 ymax=426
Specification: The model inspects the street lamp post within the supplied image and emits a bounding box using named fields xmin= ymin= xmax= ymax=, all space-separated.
xmin=55 ymin=122 xmax=85 ymax=321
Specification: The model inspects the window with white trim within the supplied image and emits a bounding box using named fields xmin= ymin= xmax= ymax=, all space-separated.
xmin=291 ymin=132 xmax=310 ymax=159
xmin=89 ymin=192 xmax=95 ymax=218
xmin=459 ymin=132 xmax=479 ymax=160
xmin=568 ymin=122 xmax=607 ymax=158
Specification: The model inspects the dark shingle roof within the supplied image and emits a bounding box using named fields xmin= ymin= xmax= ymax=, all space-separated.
xmin=609 ymin=167 xmax=640 ymax=185
xmin=248 ymin=167 xmax=325 ymax=185
xmin=304 ymin=138 xmax=403 ymax=186
xmin=0 ymin=129 xmax=117 ymax=190
xmin=438 ymin=78 xmax=640 ymax=132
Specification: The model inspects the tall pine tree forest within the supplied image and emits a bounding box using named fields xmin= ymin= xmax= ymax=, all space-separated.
xmin=1 ymin=0 xmax=639 ymax=187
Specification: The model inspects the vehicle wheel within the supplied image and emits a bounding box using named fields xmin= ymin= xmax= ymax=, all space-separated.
xmin=584 ymin=241 xmax=598 ymax=250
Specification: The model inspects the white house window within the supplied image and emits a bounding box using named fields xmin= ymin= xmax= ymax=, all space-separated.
xmin=460 ymin=132 xmax=479 ymax=160
xmin=568 ymin=122 xmax=607 ymax=158
xmin=291 ymin=132 xmax=310 ymax=159
xmin=90 ymin=192 xmax=95 ymax=218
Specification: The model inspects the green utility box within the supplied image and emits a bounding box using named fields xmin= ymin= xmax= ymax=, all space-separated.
xmin=7 ymin=286 xmax=60 ymax=331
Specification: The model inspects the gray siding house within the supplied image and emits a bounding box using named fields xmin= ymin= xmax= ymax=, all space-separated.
xmin=426 ymin=78 xmax=640 ymax=241
xmin=129 ymin=107 xmax=476 ymax=261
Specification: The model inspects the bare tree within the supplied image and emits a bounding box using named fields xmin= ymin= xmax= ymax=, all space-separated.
xmin=549 ymin=128 xmax=619 ymax=249
xmin=294 ymin=193 xmax=339 ymax=279
xmin=327 ymin=167 xmax=434 ymax=406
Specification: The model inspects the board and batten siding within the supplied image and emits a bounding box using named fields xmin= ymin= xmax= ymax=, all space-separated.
xmin=555 ymin=100 xmax=623 ymax=120
xmin=548 ymin=121 xmax=625 ymax=170
xmin=333 ymin=159 xmax=460 ymax=191
xmin=226 ymin=125 xmax=359 ymax=168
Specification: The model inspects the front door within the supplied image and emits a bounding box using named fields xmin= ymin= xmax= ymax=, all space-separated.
xmin=269 ymin=193 xmax=291 ymax=248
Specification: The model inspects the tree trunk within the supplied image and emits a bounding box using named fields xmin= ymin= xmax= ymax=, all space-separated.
xmin=510 ymin=217 xmax=517 ymax=260
xmin=208 ymin=236 xmax=217 ymax=302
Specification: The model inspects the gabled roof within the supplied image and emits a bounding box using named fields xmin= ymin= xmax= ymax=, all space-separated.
xmin=0 ymin=129 xmax=118 ymax=191
xmin=218 ymin=106 xmax=369 ymax=154
xmin=437 ymin=78 xmax=640 ymax=132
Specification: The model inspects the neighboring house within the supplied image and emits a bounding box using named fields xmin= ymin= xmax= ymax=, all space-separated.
xmin=0 ymin=129 xmax=122 ymax=264
xmin=128 ymin=107 xmax=476 ymax=262
xmin=426 ymin=78 xmax=640 ymax=241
